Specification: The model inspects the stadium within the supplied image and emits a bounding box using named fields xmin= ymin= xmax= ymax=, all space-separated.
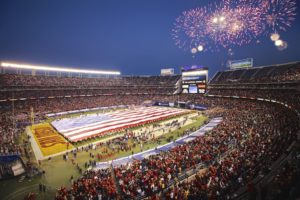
xmin=0 ymin=1 xmax=300 ymax=200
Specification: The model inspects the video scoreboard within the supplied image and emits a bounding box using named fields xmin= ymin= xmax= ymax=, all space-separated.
xmin=228 ymin=58 xmax=253 ymax=70
xmin=181 ymin=66 xmax=208 ymax=94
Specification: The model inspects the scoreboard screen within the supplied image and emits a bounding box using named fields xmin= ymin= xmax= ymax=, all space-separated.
xmin=181 ymin=66 xmax=208 ymax=94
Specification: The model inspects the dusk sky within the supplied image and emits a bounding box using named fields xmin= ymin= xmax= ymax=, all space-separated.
xmin=0 ymin=0 xmax=299 ymax=77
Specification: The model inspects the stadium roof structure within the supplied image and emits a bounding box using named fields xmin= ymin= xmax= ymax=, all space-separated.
xmin=0 ymin=62 xmax=121 ymax=75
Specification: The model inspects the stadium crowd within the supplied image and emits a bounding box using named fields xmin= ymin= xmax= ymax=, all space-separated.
xmin=0 ymin=62 xmax=299 ymax=199
xmin=0 ymin=74 xmax=180 ymax=88
xmin=261 ymin=151 xmax=300 ymax=200
xmin=56 ymin=168 xmax=117 ymax=200
xmin=207 ymin=89 xmax=300 ymax=111
xmin=0 ymin=113 xmax=22 ymax=155
xmin=0 ymin=88 xmax=175 ymax=100
xmin=210 ymin=62 xmax=300 ymax=84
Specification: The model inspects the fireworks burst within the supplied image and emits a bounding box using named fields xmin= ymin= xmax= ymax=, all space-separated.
xmin=172 ymin=7 xmax=212 ymax=51
xmin=206 ymin=2 xmax=263 ymax=48
xmin=260 ymin=0 xmax=297 ymax=32
xmin=172 ymin=0 xmax=297 ymax=53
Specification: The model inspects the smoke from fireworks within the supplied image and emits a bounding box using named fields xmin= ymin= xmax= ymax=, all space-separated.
xmin=172 ymin=0 xmax=297 ymax=52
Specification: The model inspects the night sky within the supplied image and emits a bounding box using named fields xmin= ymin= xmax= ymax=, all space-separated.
xmin=0 ymin=0 xmax=299 ymax=77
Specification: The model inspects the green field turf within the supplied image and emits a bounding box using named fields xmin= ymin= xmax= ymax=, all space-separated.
xmin=0 ymin=114 xmax=208 ymax=200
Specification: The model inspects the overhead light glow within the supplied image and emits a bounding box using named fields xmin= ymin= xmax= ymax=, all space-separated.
xmin=0 ymin=62 xmax=121 ymax=75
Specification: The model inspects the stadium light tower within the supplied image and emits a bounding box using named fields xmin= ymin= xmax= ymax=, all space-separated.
xmin=0 ymin=62 xmax=121 ymax=75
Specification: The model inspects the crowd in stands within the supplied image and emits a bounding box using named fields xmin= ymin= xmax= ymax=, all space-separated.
xmin=0 ymin=88 xmax=175 ymax=100
xmin=210 ymin=62 xmax=300 ymax=84
xmin=0 ymin=74 xmax=180 ymax=88
xmin=0 ymin=111 xmax=32 ymax=180
xmin=0 ymin=73 xmax=179 ymax=103
xmin=0 ymin=95 xmax=178 ymax=115
xmin=262 ymin=151 xmax=300 ymax=200
xmin=56 ymin=168 xmax=117 ymax=200
xmin=0 ymin=113 xmax=23 ymax=155
xmin=207 ymin=88 xmax=300 ymax=111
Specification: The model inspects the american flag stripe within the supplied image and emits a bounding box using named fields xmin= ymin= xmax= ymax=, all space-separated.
xmin=59 ymin=107 xmax=164 ymax=133
xmin=53 ymin=107 xmax=189 ymax=142
xmin=65 ymin=109 xmax=184 ymax=137
xmin=68 ymin=110 xmax=186 ymax=142
xmin=108 ymin=107 xmax=164 ymax=116
xmin=61 ymin=108 xmax=170 ymax=134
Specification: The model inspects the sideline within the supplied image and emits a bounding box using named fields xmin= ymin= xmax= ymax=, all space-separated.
xmin=26 ymin=127 xmax=43 ymax=162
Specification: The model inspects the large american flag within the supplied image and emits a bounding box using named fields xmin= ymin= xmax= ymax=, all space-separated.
xmin=51 ymin=106 xmax=189 ymax=142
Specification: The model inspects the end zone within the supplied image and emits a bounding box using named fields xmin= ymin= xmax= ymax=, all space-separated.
xmin=27 ymin=123 xmax=74 ymax=160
